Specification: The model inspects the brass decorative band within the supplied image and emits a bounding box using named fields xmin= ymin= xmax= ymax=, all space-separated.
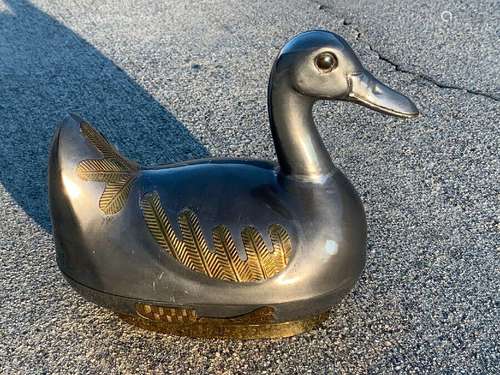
xmin=119 ymin=303 xmax=328 ymax=339
xmin=137 ymin=303 xmax=198 ymax=323
xmin=136 ymin=303 xmax=275 ymax=323
xmin=77 ymin=122 xmax=138 ymax=215
xmin=141 ymin=192 xmax=292 ymax=282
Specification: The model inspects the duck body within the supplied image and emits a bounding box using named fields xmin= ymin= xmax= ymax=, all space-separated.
xmin=49 ymin=30 xmax=417 ymax=338
xmin=50 ymin=115 xmax=365 ymax=321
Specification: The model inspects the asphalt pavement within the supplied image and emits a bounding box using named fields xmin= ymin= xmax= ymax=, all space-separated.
xmin=0 ymin=0 xmax=498 ymax=373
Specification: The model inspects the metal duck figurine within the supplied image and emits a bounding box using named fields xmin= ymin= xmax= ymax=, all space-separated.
xmin=49 ymin=30 xmax=418 ymax=339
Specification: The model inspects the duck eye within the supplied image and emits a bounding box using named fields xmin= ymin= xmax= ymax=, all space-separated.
xmin=315 ymin=52 xmax=337 ymax=72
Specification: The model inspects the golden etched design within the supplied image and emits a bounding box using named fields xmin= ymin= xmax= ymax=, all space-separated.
xmin=136 ymin=304 xmax=198 ymax=323
xmin=269 ymin=223 xmax=292 ymax=269
xmin=136 ymin=303 xmax=275 ymax=324
xmin=141 ymin=192 xmax=292 ymax=282
xmin=212 ymin=225 xmax=254 ymax=282
xmin=119 ymin=304 xmax=328 ymax=339
xmin=77 ymin=122 xmax=138 ymax=214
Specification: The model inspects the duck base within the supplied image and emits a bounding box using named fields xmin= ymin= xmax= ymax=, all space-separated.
xmin=118 ymin=303 xmax=329 ymax=339
xmin=62 ymin=271 xmax=331 ymax=339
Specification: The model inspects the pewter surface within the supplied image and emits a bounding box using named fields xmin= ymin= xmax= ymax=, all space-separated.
xmin=0 ymin=0 xmax=498 ymax=373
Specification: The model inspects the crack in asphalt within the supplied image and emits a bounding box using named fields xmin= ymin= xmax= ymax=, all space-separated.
xmin=313 ymin=2 xmax=499 ymax=102
xmin=365 ymin=42 xmax=499 ymax=102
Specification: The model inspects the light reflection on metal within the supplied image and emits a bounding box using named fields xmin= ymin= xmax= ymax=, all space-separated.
xmin=62 ymin=174 xmax=80 ymax=199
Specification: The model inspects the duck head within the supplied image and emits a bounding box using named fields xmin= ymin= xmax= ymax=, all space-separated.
xmin=272 ymin=30 xmax=419 ymax=118
xmin=268 ymin=30 xmax=419 ymax=179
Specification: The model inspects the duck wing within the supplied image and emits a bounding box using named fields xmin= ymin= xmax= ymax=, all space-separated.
xmin=141 ymin=192 xmax=292 ymax=283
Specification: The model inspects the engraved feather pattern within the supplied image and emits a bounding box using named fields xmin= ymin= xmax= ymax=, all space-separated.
xmin=268 ymin=223 xmax=292 ymax=270
xmin=242 ymin=227 xmax=278 ymax=280
xmin=140 ymin=192 xmax=184 ymax=259
xmin=77 ymin=122 xmax=138 ymax=215
xmin=212 ymin=225 xmax=253 ymax=282
xmin=141 ymin=192 xmax=292 ymax=282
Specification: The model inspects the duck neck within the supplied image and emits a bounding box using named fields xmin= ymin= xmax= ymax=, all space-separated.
xmin=268 ymin=77 xmax=334 ymax=180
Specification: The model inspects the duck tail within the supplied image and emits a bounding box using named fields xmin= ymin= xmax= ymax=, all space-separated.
xmin=48 ymin=114 xmax=139 ymax=275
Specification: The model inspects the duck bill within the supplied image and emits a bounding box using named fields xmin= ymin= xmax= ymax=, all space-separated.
xmin=346 ymin=71 xmax=419 ymax=118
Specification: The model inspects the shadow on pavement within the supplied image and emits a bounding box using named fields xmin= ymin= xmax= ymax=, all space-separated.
xmin=0 ymin=0 xmax=209 ymax=231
